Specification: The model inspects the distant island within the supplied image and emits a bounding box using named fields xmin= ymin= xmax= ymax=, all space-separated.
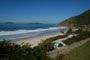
xmin=4 ymin=22 xmax=14 ymax=24
xmin=28 ymin=22 xmax=44 ymax=24
xmin=2 ymin=22 xmax=44 ymax=24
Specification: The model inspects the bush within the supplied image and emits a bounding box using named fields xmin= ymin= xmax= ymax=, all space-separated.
xmin=0 ymin=41 xmax=50 ymax=60
xmin=64 ymin=30 xmax=90 ymax=45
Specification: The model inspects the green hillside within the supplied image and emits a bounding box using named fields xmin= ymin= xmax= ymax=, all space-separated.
xmin=64 ymin=40 xmax=90 ymax=60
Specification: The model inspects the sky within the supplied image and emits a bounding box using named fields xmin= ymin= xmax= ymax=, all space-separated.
xmin=0 ymin=0 xmax=90 ymax=24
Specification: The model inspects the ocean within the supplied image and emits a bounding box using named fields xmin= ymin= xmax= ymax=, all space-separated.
xmin=0 ymin=23 xmax=68 ymax=41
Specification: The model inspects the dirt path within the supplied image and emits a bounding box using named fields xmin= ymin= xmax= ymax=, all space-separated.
xmin=48 ymin=38 xmax=90 ymax=59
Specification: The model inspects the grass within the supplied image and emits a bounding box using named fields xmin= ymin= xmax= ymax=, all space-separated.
xmin=64 ymin=40 xmax=90 ymax=60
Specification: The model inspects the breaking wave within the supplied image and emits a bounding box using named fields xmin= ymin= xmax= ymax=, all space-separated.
xmin=0 ymin=27 xmax=68 ymax=40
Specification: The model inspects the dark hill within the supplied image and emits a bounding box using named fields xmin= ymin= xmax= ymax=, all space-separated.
xmin=58 ymin=10 xmax=90 ymax=27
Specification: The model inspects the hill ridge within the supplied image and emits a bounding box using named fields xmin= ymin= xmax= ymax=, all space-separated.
xmin=58 ymin=9 xmax=90 ymax=28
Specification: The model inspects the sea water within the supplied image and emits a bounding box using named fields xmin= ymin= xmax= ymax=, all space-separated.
xmin=0 ymin=23 xmax=68 ymax=41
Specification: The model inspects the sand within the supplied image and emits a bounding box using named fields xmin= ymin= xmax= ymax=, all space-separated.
xmin=13 ymin=32 xmax=64 ymax=47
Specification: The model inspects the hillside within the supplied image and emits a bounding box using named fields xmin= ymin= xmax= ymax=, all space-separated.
xmin=58 ymin=10 xmax=90 ymax=27
xmin=64 ymin=40 xmax=90 ymax=60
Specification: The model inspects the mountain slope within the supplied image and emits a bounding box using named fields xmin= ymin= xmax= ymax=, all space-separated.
xmin=58 ymin=10 xmax=90 ymax=27
xmin=64 ymin=40 xmax=90 ymax=60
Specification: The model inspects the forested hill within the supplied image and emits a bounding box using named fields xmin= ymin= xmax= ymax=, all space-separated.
xmin=58 ymin=10 xmax=90 ymax=27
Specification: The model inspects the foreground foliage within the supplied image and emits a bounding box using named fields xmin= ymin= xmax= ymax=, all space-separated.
xmin=0 ymin=41 xmax=50 ymax=60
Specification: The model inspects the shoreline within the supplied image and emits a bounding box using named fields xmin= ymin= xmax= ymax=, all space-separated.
xmin=13 ymin=32 xmax=64 ymax=47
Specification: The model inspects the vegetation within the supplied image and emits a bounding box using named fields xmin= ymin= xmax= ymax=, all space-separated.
xmin=55 ymin=54 xmax=65 ymax=60
xmin=38 ymin=35 xmax=68 ymax=51
xmin=0 ymin=29 xmax=90 ymax=60
xmin=58 ymin=9 xmax=90 ymax=27
xmin=0 ymin=41 xmax=51 ymax=60
xmin=63 ymin=40 xmax=90 ymax=60
xmin=38 ymin=29 xmax=90 ymax=51
xmin=64 ymin=30 xmax=90 ymax=45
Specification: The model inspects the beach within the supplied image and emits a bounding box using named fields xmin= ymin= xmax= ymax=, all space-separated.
xmin=13 ymin=32 xmax=63 ymax=47
xmin=0 ymin=23 xmax=68 ymax=47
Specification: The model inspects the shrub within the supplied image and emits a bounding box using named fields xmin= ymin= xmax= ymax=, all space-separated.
xmin=0 ymin=41 xmax=50 ymax=60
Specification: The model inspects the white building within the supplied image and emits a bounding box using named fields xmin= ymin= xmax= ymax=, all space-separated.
xmin=52 ymin=34 xmax=75 ymax=49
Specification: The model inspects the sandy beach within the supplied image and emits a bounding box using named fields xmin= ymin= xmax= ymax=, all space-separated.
xmin=13 ymin=32 xmax=63 ymax=47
